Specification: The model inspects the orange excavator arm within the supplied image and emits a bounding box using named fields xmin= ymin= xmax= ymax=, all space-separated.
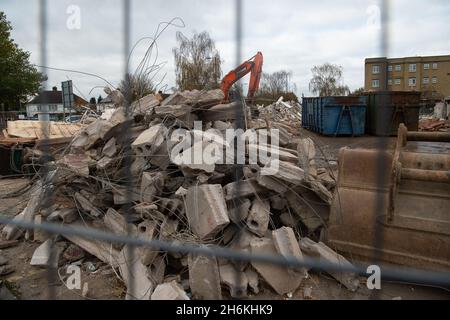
xmin=220 ymin=51 xmax=263 ymax=102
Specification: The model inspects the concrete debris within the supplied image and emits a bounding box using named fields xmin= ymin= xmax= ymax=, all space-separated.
xmin=227 ymin=198 xmax=251 ymax=224
xmin=132 ymin=124 xmax=167 ymax=156
xmin=185 ymin=184 xmax=229 ymax=240
xmin=30 ymin=239 xmax=61 ymax=268
xmin=0 ymin=252 xmax=8 ymax=266
xmin=33 ymin=214 xmax=49 ymax=243
xmin=8 ymin=87 xmax=342 ymax=300
xmin=250 ymin=237 xmax=303 ymax=295
xmin=246 ymin=199 xmax=271 ymax=237
xmin=102 ymin=137 xmax=117 ymax=158
xmin=118 ymin=245 xmax=154 ymax=300
xmin=303 ymin=286 xmax=313 ymax=299
xmin=219 ymin=263 xmax=248 ymax=298
xmin=104 ymin=208 xmax=134 ymax=236
xmin=151 ymin=280 xmax=190 ymax=300
xmin=137 ymin=220 xmax=159 ymax=266
xmin=272 ymin=227 xmax=308 ymax=278
xmin=131 ymin=93 xmax=161 ymax=115
xmin=245 ymin=267 xmax=260 ymax=294
xmin=188 ymin=253 xmax=222 ymax=300
xmin=140 ymin=171 xmax=164 ymax=203
xmin=299 ymin=238 xmax=359 ymax=291
xmin=75 ymin=192 xmax=103 ymax=218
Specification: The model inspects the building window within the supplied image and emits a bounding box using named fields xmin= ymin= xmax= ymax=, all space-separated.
xmin=394 ymin=78 xmax=401 ymax=85
xmin=372 ymin=65 xmax=380 ymax=74
xmin=423 ymin=63 xmax=430 ymax=70
xmin=423 ymin=77 xmax=429 ymax=84
xmin=395 ymin=65 xmax=401 ymax=71
xmin=432 ymin=76 xmax=437 ymax=84
xmin=408 ymin=77 xmax=416 ymax=86
xmin=432 ymin=63 xmax=438 ymax=69
xmin=387 ymin=79 xmax=392 ymax=85
xmin=409 ymin=64 xmax=416 ymax=72
xmin=37 ymin=105 xmax=42 ymax=111
xmin=49 ymin=105 xmax=58 ymax=111
xmin=372 ymin=79 xmax=380 ymax=88
xmin=388 ymin=65 xmax=393 ymax=72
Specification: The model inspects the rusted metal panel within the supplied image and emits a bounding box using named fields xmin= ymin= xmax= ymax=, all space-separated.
xmin=327 ymin=124 xmax=450 ymax=273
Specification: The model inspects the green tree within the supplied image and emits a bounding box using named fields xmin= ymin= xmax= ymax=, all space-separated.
xmin=0 ymin=12 xmax=44 ymax=111
xmin=309 ymin=63 xmax=349 ymax=96
xmin=173 ymin=31 xmax=222 ymax=91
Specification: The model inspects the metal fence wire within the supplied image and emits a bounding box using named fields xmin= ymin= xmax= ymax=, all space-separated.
xmin=0 ymin=0 xmax=449 ymax=300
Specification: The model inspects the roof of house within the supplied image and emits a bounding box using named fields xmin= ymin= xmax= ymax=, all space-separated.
xmin=28 ymin=88 xmax=88 ymax=106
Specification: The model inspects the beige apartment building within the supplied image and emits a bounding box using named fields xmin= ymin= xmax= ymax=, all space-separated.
xmin=364 ymin=55 xmax=450 ymax=99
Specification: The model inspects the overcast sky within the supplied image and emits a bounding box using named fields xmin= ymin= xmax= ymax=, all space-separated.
xmin=2 ymin=0 xmax=450 ymax=100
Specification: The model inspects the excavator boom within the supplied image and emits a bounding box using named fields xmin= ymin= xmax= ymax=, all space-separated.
xmin=220 ymin=51 xmax=263 ymax=102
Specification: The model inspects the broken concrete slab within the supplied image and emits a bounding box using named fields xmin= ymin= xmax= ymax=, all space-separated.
xmin=118 ymin=245 xmax=154 ymax=300
xmin=102 ymin=137 xmax=117 ymax=158
xmin=285 ymin=190 xmax=323 ymax=232
xmin=162 ymin=89 xmax=223 ymax=108
xmin=0 ymin=252 xmax=7 ymax=266
xmin=227 ymin=198 xmax=251 ymax=224
xmin=30 ymin=239 xmax=60 ymax=268
xmin=297 ymin=138 xmax=317 ymax=177
xmin=75 ymin=192 xmax=103 ymax=218
xmin=201 ymin=102 xmax=239 ymax=121
xmin=246 ymin=199 xmax=271 ymax=237
xmin=33 ymin=215 xmax=49 ymax=243
xmin=270 ymin=195 xmax=287 ymax=211
xmin=223 ymin=179 xmax=267 ymax=201
xmin=63 ymin=224 xmax=121 ymax=267
xmin=60 ymin=153 xmax=91 ymax=176
xmin=140 ymin=171 xmax=164 ymax=203
xmin=256 ymin=175 xmax=288 ymax=194
xmin=299 ymin=238 xmax=359 ymax=291
xmin=151 ymin=280 xmax=189 ymax=300
xmin=104 ymin=208 xmax=135 ymax=236
xmin=159 ymin=217 xmax=179 ymax=242
xmin=219 ymin=263 xmax=248 ymax=298
xmin=148 ymin=255 xmax=166 ymax=285
xmin=185 ymin=184 xmax=229 ymax=240
xmin=245 ymin=267 xmax=259 ymax=294
xmin=272 ymin=227 xmax=308 ymax=279
xmin=132 ymin=124 xmax=167 ymax=156
xmin=131 ymin=93 xmax=160 ymax=115
xmin=137 ymin=220 xmax=159 ymax=266
xmin=260 ymin=159 xmax=305 ymax=185
xmin=188 ymin=253 xmax=222 ymax=300
xmin=250 ymin=237 xmax=303 ymax=295
xmin=96 ymin=156 xmax=114 ymax=171
xmin=2 ymin=181 xmax=49 ymax=240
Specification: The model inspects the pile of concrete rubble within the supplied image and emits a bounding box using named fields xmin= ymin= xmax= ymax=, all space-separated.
xmin=256 ymin=97 xmax=302 ymax=135
xmin=1 ymin=88 xmax=360 ymax=300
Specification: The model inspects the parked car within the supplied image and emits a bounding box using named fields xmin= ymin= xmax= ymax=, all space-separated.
xmin=65 ymin=115 xmax=82 ymax=123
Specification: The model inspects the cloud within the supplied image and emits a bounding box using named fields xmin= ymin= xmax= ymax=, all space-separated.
xmin=2 ymin=0 xmax=449 ymax=98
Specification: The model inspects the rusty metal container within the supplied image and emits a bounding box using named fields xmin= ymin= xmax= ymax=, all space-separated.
xmin=327 ymin=124 xmax=450 ymax=273
xmin=365 ymin=91 xmax=420 ymax=136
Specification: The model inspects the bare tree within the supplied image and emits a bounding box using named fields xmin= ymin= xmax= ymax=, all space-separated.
xmin=257 ymin=70 xmax=298 ymax=102
xmin=173 ymin=31 xmax=222 ymax=91
xmin=119 ymin=73 xmax=155 ymax=102
xmin=309 ymin=63 xmax=350 ymax=96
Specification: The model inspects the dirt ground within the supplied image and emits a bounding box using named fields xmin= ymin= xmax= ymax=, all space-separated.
xmin=0 ymin=134 xmax=448 ymax=300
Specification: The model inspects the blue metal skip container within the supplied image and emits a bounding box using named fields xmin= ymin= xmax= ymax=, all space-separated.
xmin=302 ymin=96 xmax=366 ymax=136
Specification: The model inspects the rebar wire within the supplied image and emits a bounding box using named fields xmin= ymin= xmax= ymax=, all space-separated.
xmin=1 ymin=215 xmax=449 ymax=288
